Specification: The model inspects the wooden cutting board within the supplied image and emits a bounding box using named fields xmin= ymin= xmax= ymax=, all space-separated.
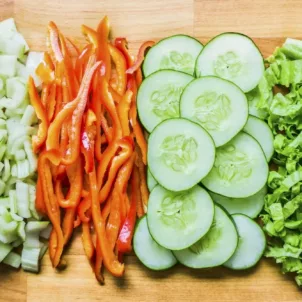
xmin=0 ymin=0 xmax=301 ymax=301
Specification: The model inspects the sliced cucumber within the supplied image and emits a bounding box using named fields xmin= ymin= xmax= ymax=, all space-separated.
xmin=202 ymin=132 xmax=268 ymax=198
xmin=195 ymin=33 xmax=264 ymax=92
xmin=147 ymin=185 xmax=214 ymax=250
xmin=133 ymin=216 xmax=177 ymax=270
xmin=137 ymin=70 xmax=193 ymax=132
xmin=243 ymin=115 xmax=274 ymax=161
xmin=180 ymin=76 xmax=248 ymax=147
xmin=246 ymin=88 xmax=272 ymax=120
xmin=173 ymin=204 xmax=238 ymax=268
xmin=224 ymin=214 xmax=266 ymax=270
xmin=209 ymin=185 xmax=267 ymax=219
xmin=147 ymin=168 xmax=158 ymax=192
xmin=143 ymin=35 xmax=203 ymax=77
xmin=148 ymin=118 xmax=215 ymax=191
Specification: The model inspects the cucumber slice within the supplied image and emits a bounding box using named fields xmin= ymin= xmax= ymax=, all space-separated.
xmin=148 ymin=118 xmax=215 ymax=191
xmin=143 ymin=35 xmax=203 ymax=77
xmin=195 ymin=33 xmax=264 ymax=92
xmin=243 ymin=115 xmax=274 ymax=161
xmin=173 ymin=204 xmax=238 ymax=268
xmin=180 ymin=76 xmax=248 ymax=147
xmin=246 ymin=88 xmax=272 ymax=120
xmin=147 ymin=168 xmax=158 ymax=192
xmin=147 ymin=185 xmax=214 ymax=250
xmin=137 ymin=70 xmax=193 ymax=132
xmin=209 ymin=185 xmax=267 ymax=219
xmin=224 ymin=214 xmax=266 ymax=270
xmin=133 ymin=216 xmax=177 ymax=270
xmin=202 ymin=132 xmax=268 ymax=198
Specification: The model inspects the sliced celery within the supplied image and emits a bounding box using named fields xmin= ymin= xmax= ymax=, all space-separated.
xmin=16 ymin=181 xmax=31 ymax=218
xmin=0 ymin=55 xmax=17 ymax=77
xmin=0 ymin=242 xmax=13 ymax=261
xmin=21 ymin=247 xmax=40 ymax=273
xmin=3 ymin=251 xmax=21 ymax=268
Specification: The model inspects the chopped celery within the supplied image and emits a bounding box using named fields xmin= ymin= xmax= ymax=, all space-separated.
xmin=21 ymin=105 xmax=36 ymax=126
xmin=26 ymin=52 xmax=44 ymax=87
xmin=39 ymin=243 xmax=48 ymax=260
xmin=9 ymin=190 xmax=23 ymax=222
xmin=0 ymin=18 xmax=17 ymax=39
xmin=0 ymin=76 xmax=5 ymax=98
xmin=6 ymin=77 xmax=27 ymax=106
xmin=28 ymin=184 xmax=41 ymax=220
xmin=17 ymin=220 xmax=26 ymax=241
xmin=17 ymin=160 xmax=30 ymax=179
xmin=3 ymin=251 xmax=21 ymax=268
xmin=2 ymin=158 xmax=10 ymax=181
xmin=15 ymin=149 xmax=26 ymax=161
xmin=40 ymin=224 xmax=52 ymax=240
xmin=16 ymin=181 xmax=31 ymax=218
xmin=0 ymin=242 xmax=13 ymax=261
xmin=24 ymin=140 xmax=37 ymax=173
xmin=0 ymin=55 xmax=17 ymax=77
xmin=16 ymin=62 xmax=28 ymax=81
xmin=21 ymin=247 xmax=40 ymax=273
xmin=0 ymin=180 xmax=5 ymax=195
xmin=12 ymin=238 xmax=23 ymax=247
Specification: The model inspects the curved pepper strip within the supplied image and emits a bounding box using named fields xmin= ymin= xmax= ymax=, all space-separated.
xmin=132 ymin=165 xmax=144 ymax=218
xmin=49 ymin=228 xmax=57 ymax=263
xmin=62 ymin=208 xmax=77 ymax=245
xmin=82 ymin=222 xmax=95 ymax=265
xmin=117 ymin=90 xmax=133 ymax=136
xmin=97 ymin=16 xmax=111 ymax=80
xmin=47 ymin=21 xmax=64 ymax=63
xmin=108 ymin=44 xmax=127 ymax=96
xmin=89 ymin=165 xmax=125 ymax=278
xmin=38 ymin=150 xmax=63 ymax=267
xmin=75 ymin=44 xmax=93 ymax=83
xmin=99 ymin=136 xmax=134 ymax=203
xmin=78 ymin=194 xmax=91 ymax=223
xmin=46 ymin=82 xmax=56 ymax=122
xmin=46 ymin=56 xmax=96 ymax=152
xmin=61 ymin=60 xmax=101 ymax=166
xmin=65 ymin=37 xmax=80 ymax=58
xmin=53 ymin=60 xmax=64 ymax=118
xmin=100 ymin=114 xmax=112 ymax=144
xmin=94 ymin=238 xmax=104 ymax=284
xmin=35 ymin=177 xmax=47 ymax=216
xmin=102 ymin=196 xmax=111 ymax=221
xmin=109 ymin=86 xmax=122 ymax=103
xmin=74 ymin=214 xmax=81 ymax=228
xmin=126 ymin=41 xmax=155 ymax=74
xmin=115 ymin=37 xmax=133 ymax=68
xmin=28 ymin=77 xmax=49 ymax=153
xmin=81 ymin=25 xmax=99 ymax=49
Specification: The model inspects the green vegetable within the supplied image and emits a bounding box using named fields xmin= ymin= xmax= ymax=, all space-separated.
xmin=258 ymin=37 xmax=302 ymax=287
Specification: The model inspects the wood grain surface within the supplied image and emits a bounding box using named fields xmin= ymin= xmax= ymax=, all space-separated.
xmin=0 ymin=0 xmax=302 ymax=301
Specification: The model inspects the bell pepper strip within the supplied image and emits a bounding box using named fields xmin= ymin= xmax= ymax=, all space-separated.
xmin=74 ymin=214 xmax=81 ymax=228
xmin=44 ymin=51 xmax=55 ymax=71
xmin=35 ymin=177 xmax=47 ymax=216
xmin=132 ymin=165 xmax=144 ymax=218
xmin=94 ymin=238 xmax=104 ymax=284
xmin=75 ymin=44 xmax=94 ymax=83
xmin=126 ymin=41 xmax=155 ymax=74
xmin=102 ymin=197 xmax=111 ymax=221
xmin=109 ymin=86 xmax=122 ymax=103
xmin=38 ymin=150 xmax=63 ymax=267
xmin=61 ymin=59 xmax=101 ymax=166
xmin=82 ymin=222 xmax=95 ymax=265
xmin=81 ymin=25 xmax=99 ymax=49
xmin=108 ymin=44 xmax=127 ymax=95
xmin=53 ymin=61 xmax=64 ymax=118
xmin=89 ymin=165 xmax=125 ymax=277
xmin=99 ymin=137 xmax=134 ymax=203
xmin=47 ymin=21 xmax=64 ymax=63
xmin=133 ymin=121 xmax=147 ymax=165
xmin=41 ymin=83 xmax=51 ymax=108
xmin=97 ymin=16 xmax=111 ymax=80
xmin=135 ymin=68 xmax=143 ymax=87
xmin=46 ymin=56 xmax=96 ymax=152
xmin=100 ymin=114 xmax=113 ymax=144
xmin=46 ymin=82 xmax=57 ymax=122
xmin=62 ymin=207 xmax=76 ymax=245
xmin=28 ymin=77 xmax=49 ymax=153
xmin=49 ymin=228 xmax=57 ymax=263
xmin=115 ymin=37 xmax=133 ymax=68
xmin=136 ymin=147 xmax=149 ymax=212
xmin=65 ymin=37 xmax=80 ymax=58
xmin=78 ymin=194 xmax=91 ymax=223
xmin=36 ymin=63 xmax=54 ymax=85
xmin=117 ymin=90 xmax=133 ymax=136
xmin=81 ymin=109 xmax=97 ymax=173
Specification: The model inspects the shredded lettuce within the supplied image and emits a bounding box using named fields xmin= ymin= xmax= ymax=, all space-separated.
xmin=259 ymin=38 xmax=302 ymax=287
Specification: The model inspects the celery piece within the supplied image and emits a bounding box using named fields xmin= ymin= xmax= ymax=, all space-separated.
xmin=3 ymin=251 xmax=21 ymax=268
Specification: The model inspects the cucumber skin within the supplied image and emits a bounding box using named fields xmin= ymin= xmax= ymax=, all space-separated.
xmin=195 ymin=32 xmax=265 ymax=93
xmin=133 ymin=216 xmax=178 ymax=271
xmin=223 ymin=213 xmax=266 ymax=270
xmin=172 ymin=203 xmax=239 ymax=269
xmin=142 ymin=34 xmax=204 ymax=78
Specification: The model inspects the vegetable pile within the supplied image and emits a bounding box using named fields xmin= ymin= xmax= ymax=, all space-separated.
xmin=0 ymin=18 xmax=50 ymax=272
xmin=31 ymin=17 xmax=148 ymax=282
xmin=257 ymin=38 xmax=302 ymax=287
xmin=133 ymin=33 xmax=270 ymax=273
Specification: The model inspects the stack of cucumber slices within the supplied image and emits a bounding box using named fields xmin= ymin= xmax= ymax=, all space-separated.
xmin=134 ymin=33 xmax=272 ymax=272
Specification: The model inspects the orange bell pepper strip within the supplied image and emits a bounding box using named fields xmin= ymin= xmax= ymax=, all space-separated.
xmin=46 ymin=56 xmax=97 ymax=152
xmin=75 ymin=44 xmax=93 ymax=83
xmin=109 ymin=86 xmax=122 ymax=103
xmin=65 ymin=37 xmax=80 ymax=58
xmin=97 ymin=16 xmax=111 ymax=80
xmin=100 ymin=114 xmax=113 ymax=144
xmin=81 ymin=25 xmax=99 ymax=49
xmin=35 ymin=177 xmax=47 ymax=216
xmin=126 ymin=41 xmax=155 ymax=74
xmin=94 ymin=238 xmax=104 ymax=284
xmin=74 ymin=214 xmax=81 ymax=228
xmin=82 ymin=222 xmax=95 ymax=265
xmin=132 ymin=165 xmax=144 ymax=218
xmin=78 ymin=194 xmax=91 ymax=223
xmin=115 ymin=37 xmax=133 ymax=68
xmin=28 ymin=77 xmax=49 ymax=153
xmin=45 ymin=82 xmax=56 ymax=122
xmin=38 ymin=149 xmax=63 ymax=267
xmin=81 ymin=109 xmax=97 ymax=173
xmin=102 ymin=197 xmax=111 ymax=221
xmin=62 ymin=208 xmax=76 ymax=245
xmin=108 ymin=44 xmax=127 ymax=95
xmin=41 ymin=83 xmax=51 ymax=108
xmin=99 ymin=137 xmax=134 ymax=203
xmin=49 ymin=228 xmax=57 ymax=262
xmin=136 ymin=68 xmax=143 ymax=87
xmin=89 ymin=165 xmax=125 ymax=277
xmin=47 ymin=21 xmax=64 ymax=63
xmin=117 ymin=90 xmax=133 ymax=136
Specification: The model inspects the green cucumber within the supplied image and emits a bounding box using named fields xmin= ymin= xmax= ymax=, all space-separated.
xmin=147 ymin=185 xmax=214 ymax=250
xmin=147 ymin=168 xmax=158 ymax=192
xmin=133 ymin=216 xmax=177 ymax=270
xmin=180 ymin=76 xmax=248 ymax=147
xmin=243 ymin=115 xmax=274 ymax=161
xmin=202 ymin=132 xmax=269 ymax=198
xmin=148 ymin=118 xmax=215 ymax=192
xmin=137 ymin=70 xmax=193 ymax=132
xmin=224 ymin=214 xmax=266 ymax=270
xmin=143 ymin=35 xmax=203 ymax=77
xmin=195 ymin=33 xmax=264 ymax=92
xmin=173 ymin=204 xmax=238 ymax=268
xmin=209 ymin=185 xmax=267 ymax=219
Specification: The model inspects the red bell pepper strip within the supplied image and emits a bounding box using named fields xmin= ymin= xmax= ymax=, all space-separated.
xmin=117 ymin=90 xmax=133 ymax=136
xmin=89 ymin=165 xmax=125 ymax=277
xmin=82 ymin=222 xmax=95 ymax=265
xmin=115 ymin=37 xmax=133 ymax=68
xmin=126 ymin=41 xmax=155 ymax=74
xmin=97 ymin=16 xmax=111 ymax=80
xmin=132 ymin=165 xmax=144 ymax=218
xmin=74 ymin=214 xmax=81 ymax=228
xmin=62 ymin=208 xmax=77 ymax=245
xmin=35 ymin=177 xmax=47 ymax=216
xmin=28 ymin=77 xmax=49 ymax=153
xmin=108 ymin=44 xmax=127 ymax=96
xmin=38 ymin=149 xmax=63 ymax=268
xmin=78 ymin=194 xmax=91 ymax=223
